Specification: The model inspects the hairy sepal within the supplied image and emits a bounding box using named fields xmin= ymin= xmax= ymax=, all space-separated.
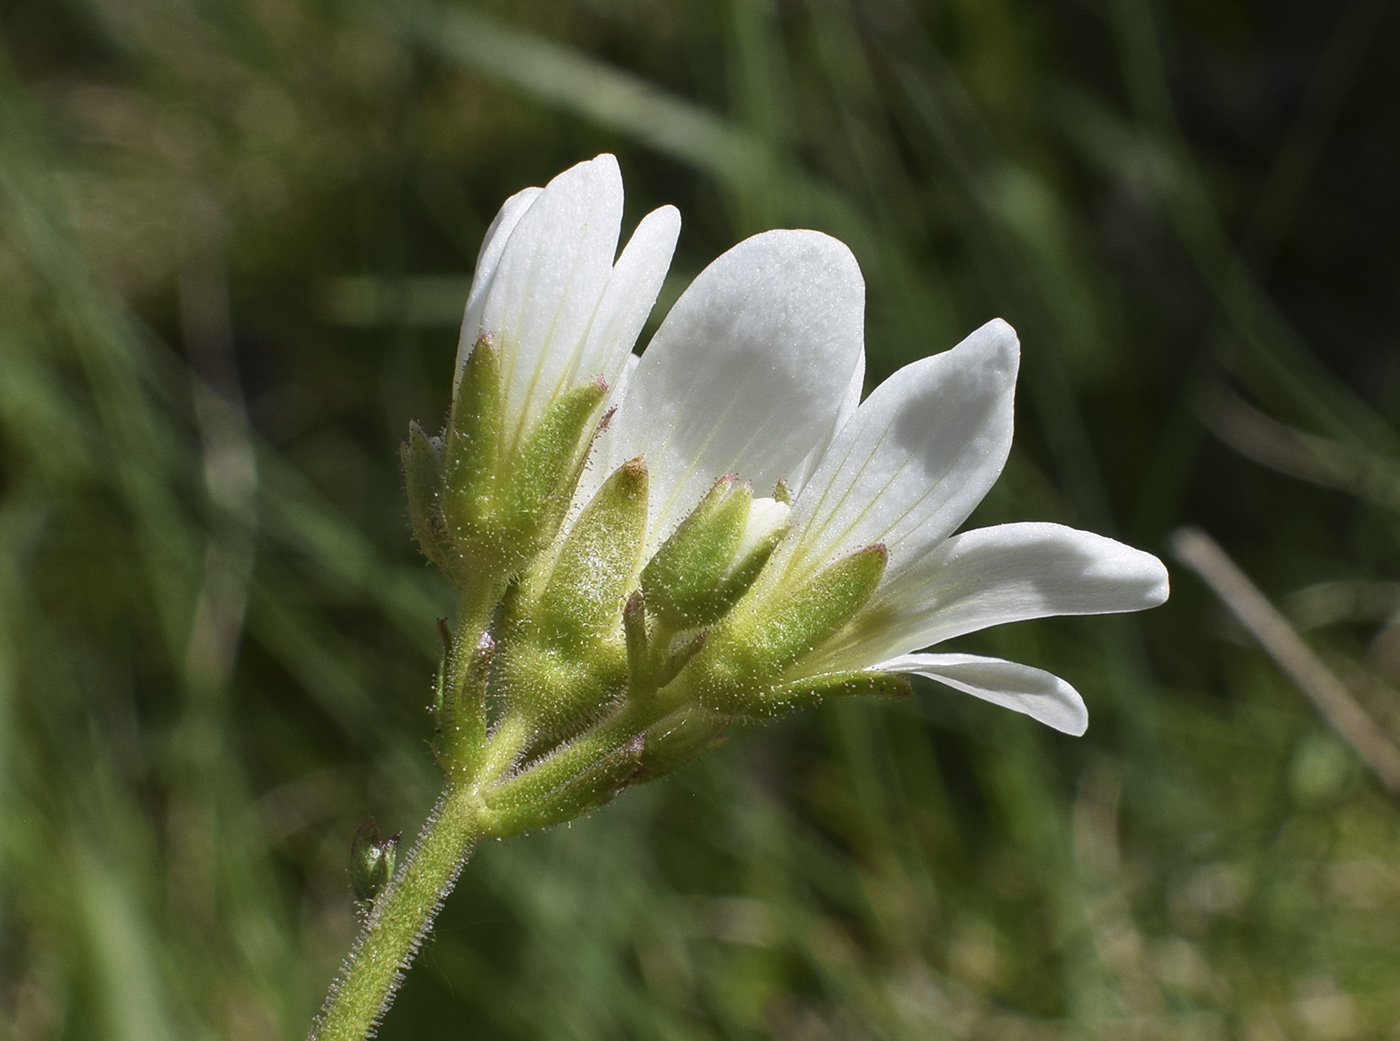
xmin=504 ymin=378 xmax=610 ymax=552
xmin=437 ymin=336 xmax=609 ymax=584
xmin=689 ymin=543 xmax=888 ymax=715
xmin=498 ymin=459 xmax=649 ymax=734
xmin=736 ymin=670 xmax=911 ymax=719
xmin=402 ymin=421 xmax=450 ymax=570
xmin=484 ymin=734 xmax=645 ymax=837
xmin=641 ymin=477 xmax=786 ymax=629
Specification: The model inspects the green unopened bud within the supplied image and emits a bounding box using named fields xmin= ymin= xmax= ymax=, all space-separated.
xmin=499 ymin=459 xmax=649 ymax=734
xmin=689 ymin=543 xmax=889 ymax=715
xmin=641 ymin=477 xmax=789 ymax=630
xmin=349 ymin=818 xmax=399 ymax=911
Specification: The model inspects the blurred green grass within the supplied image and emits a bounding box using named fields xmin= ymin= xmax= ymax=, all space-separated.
xmin=2 ymin=0 xmax=1399 ymax=1038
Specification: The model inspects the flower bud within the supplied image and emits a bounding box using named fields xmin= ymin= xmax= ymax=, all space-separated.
xmin=640 ymin=477 xmax=789 ymax=630
xmin=349 ymin=818 xmax=399 ymax=910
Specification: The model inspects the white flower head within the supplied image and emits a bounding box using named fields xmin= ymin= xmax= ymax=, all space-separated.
xmin=556 ymin=161 xmax=1168 ymax=738
xmin=417 ymin=154 xmax=1168 ymax=755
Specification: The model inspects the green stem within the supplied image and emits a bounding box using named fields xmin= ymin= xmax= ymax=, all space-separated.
xmin=309 ymin=782 xmax=484 ymax=1041
xmin=309 ymin=675 xmax=661 ymax=1037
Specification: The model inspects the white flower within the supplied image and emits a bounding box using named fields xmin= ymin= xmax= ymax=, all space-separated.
xmin=455 ymin=154 xmax=680 ymax=456
xmin=443 ymin=154 xmax=1168 ymax=739
xmin=581 ymin=202 xmax=1168 ymax=736
xmin=418 ymin=155 xmax=682 ymax=585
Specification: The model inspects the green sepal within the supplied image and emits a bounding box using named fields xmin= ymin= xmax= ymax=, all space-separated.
xmin=402 ymin=421 xmax=450 ymax=570
xmin=504 ymin=377 xmax=610 ymax=552
xmin=641 ymin=476 xmax=748 ymax=623
xmin=438 ymin=337 xmax=513 ymax=584
xmin=499 ymin=459 xmax=648 ymax=733
xmin=692 ymin=543 xmax=889 ymax=714
xmin=349 ymin=817 xmax=399 ymax=911
xmin=730 ymin=542 xmax=887 ymax=667
xmin=433 ymin=631 xmax=494 ymax=779
xmin=495 ymin=643 xmax=625 ymax=739
xmin=641 ymin=476 xmax=784 ymax=629
xmin=438 ymin=337 xmax=609 ymax=584
xmin=443 ymin=335 xmax=503 ymax=516
xmin=536 ymin=458 xmax=649 ymax=650
xmin=633 ymin=706 xmax=730 ymax=782
xmin=739 ymin=670 xmax=912 ymax=719
xmin=484 ymin=733 xmax=645 ymax=837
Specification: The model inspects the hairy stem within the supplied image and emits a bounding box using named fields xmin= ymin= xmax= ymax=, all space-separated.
xmin=309 ymin=663 xmax=656 ymax=1037
xmin=309 ymin=783 xmax=484 ymax=1041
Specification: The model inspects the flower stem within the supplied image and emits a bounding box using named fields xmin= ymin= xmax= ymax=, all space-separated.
xmin=309 ymin=662 xmax=658 ymax=1036
xmin=309 ymin=782 xmax=484 ymax=1041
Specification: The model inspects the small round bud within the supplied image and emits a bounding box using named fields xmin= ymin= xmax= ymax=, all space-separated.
xmin=349 ymin=818 xmax=400 ymax=911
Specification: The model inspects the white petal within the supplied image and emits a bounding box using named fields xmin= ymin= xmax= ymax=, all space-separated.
xmin=574 ymin=204 xmax=680 ymax=391
xmin=572 ymin=352 xmax=641 ymax=527
xmin=597 ymin=228 xmax=866 ymax=546
xmin=820 ymin=522 xmax=1170 ymax=667
xmin=478 ymin=155 xmax=624 ymax=449
xmin=834 ymin=352 xmax=866 ymax=433
xmin=778 ymin=319 xmax=1019 ymax=584
xmin=733 ymin=496 xmax=790 ymax=567
xmin=876 ymin=652 xmax=1088 ymax=735
xmin=610 ymin=352 xmax=640 ymax=411
xmin=455 ymin=186 xmax=542 ymax=394
xmin=790 ymin=347 xmax=866 ymax=495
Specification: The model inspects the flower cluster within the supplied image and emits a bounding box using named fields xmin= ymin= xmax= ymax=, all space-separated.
xmin=403 ymin=154 xmax=1168 ymax=835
